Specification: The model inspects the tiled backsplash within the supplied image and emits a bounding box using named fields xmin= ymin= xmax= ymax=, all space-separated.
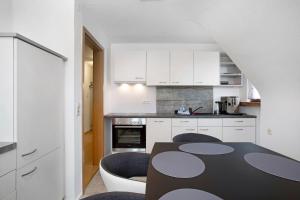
xmin=156 ymin=87 xmax=213 ymax=113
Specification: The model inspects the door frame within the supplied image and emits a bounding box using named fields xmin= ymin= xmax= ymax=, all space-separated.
xmin=82 ymin=26 xmax=105 ymax=192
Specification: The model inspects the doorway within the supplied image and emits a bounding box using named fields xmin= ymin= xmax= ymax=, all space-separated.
xmin=82 ymin=27 xmax=104 ymax=192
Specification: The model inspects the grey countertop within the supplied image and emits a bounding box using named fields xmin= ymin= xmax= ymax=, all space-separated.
xmin=0 ymin=142 xmax=17 ymax=155
xmin=104 ymin=113 xmax=256 ymax=118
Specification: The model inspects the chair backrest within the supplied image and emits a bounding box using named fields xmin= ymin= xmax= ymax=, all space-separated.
xmin=101 ymin=152 xmax=150 ymax=179
xmin=173 ymin=133 xmax=222 ymax=143
xmin=81 ymin=192 xmax=145 ymax=200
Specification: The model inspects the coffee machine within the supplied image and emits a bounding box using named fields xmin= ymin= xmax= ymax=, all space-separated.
xmin=216 ymin=96 xmax=240 ymax=114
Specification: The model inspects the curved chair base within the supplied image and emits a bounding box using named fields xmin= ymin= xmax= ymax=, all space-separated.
xmin=100 ymin=164 xmax=146 ymax=194
xmin=81 ymin=192 xmax=145 ymax=200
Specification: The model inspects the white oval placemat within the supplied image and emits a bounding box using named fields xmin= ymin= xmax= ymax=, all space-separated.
xmin=179 ymin=143 xmax=234 ymax=155
xmin=159 ymin=188 xmax=223 ymax=200
xmin=244 ymin=152 xmax=300 ymax=182
xmin=152 ymin=151 xmax=205 ymax=178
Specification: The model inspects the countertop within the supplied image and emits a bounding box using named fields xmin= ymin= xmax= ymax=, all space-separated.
xmin=0 ymin=142 xmax=17 ymax=155
xmin=104 ymin=113 xmax=256 ymax=118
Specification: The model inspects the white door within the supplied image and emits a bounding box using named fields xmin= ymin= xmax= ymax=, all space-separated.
xmin=170 ymin=50 xmax=194 ymax=85
xmin=146 ymin=50 xmax=170 ymax=85
xmin=0 ymin=38 xmax=14 ymax=142
xmin=194 ymin=51 xmax=220 ymax=85
xmin=15 ymin=39 xmax=64 ymax=168
xmin=223 ymin=127 xmax=256 ymax=143
xmin=146 ymin=118 xmax=172 ymax=153
xmin=197 ymin=127 xmax=223 ymax=141
xmin=172 ymin=126 xmax=198 ymax=138
xmin=17 ymin=149 xmax=64 ymax=200
xmin=113 ymin=49 xmax=146 ymax=82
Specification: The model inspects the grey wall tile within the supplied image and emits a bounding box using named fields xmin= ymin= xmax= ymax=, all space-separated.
xmin=156 ymin=86 xmax=213 ymax=113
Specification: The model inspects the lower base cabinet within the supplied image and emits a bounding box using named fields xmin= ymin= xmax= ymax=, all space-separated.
xmin=223 ymin=127 xmax=255 ymax=143
xmin=198 ymin=127 xmax=223 ymax=141
xmin=146 ymin=118 xmax=172 ymax=153
xmin=17 ymin=149 xmax=63 ymax=200
xmin=0 ymin=171 xmax=16 ymax=200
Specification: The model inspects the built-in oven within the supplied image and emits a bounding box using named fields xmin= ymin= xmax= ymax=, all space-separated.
xmin=112 ymin=118 xmax=146 ymax=152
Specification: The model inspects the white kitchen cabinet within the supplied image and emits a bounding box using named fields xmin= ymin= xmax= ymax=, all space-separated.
xmin=146 ymin=50 xmax=170 ymax=85
xmin=223 ymin=118 xmax=255 ymax=127
xmin=172 ymin=126 xmax=198 ymax=138
xmin=17 ymin=149 xmax=64 ymax=200
xmin=16 ymin=39 xmax=64 ymax=168
xmin=197 ymin=127 xmax=223 ymax=141
xmin=0 ymin=38 xmax=14 ymax=142
xmin=170 ymin=50 xmax=194 ymax=85
xmin=223 ymin=127 xmax=255 ymax=143
xmin=0 ymin=171 xmax=16 ymax=200
xmin=146 ymin=118 xmax=172 ymax=153
xmin=0 ymin=34 xmax=65 ymax=200
xmin=112 ymin=49 xmax=146 ymax=83
xmin=194 ymin=51 xmax=220 ymax=86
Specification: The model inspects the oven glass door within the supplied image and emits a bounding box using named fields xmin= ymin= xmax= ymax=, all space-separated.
xmin=113 ymin=125 xmax=146 ymax=148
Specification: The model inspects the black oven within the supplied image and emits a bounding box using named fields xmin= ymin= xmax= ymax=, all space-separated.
xmin=112 ymin=118 xmax=146 ymax=152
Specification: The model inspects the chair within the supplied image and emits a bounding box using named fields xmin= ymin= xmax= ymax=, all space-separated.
xmin=173 ymin=133 xmax=222 ymax=143
xmin=81 ymin=192 xmax=145 ymax=200
xmin=100 ymin=152 xmax=150 ymax=194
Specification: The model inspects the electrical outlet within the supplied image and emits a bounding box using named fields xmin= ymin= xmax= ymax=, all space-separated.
xmin=267 ymin=128 xmax=272 ymax=135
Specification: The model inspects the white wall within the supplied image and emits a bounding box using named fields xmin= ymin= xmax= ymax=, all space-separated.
xmin=11 ymin=0 xmax=77 ymax=199
xmin=0 ymin=0 xmax=12 ymax=32
xmin=186 ymin=0 xmax=300 ymax=160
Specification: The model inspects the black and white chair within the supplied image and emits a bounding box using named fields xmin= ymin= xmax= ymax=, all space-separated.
xmin=173 ymin=133 xmax=222 ymax=143
xmin=100 ymin=152 xmax=150 ymax=194
xmin=81 ymin=192 xmax=145 ymax=200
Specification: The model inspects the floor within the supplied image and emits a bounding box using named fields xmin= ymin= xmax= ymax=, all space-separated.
xmin=81 ymin=171 xmax=107 ymax=199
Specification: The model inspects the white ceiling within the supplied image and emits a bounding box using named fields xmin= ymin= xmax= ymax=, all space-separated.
xmin=79 ymin=0 xmax=215 ymax=43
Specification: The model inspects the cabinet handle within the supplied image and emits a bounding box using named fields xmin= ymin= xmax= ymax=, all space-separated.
xmin=185 ymin=129 xmax=196 ymax=131
xmin=159 ymin=81 xmax=167 ymax=84
xmin=22 ymin=149 xmax=37 ymax=157
xmin=154 ymin=120 xmax=164 ymax=123
xmin=195 ymin=81 xmax=203 ymax=84
xmin=181 ymin=121 xmax=190 ymax=123
xmin=172 ymin=81 xmax=180 ymax=84
xmin=21 ymin=167 xmax=38 ymax=177
xmin=235 ymin=128 xmax=244 ymax=131
xmin=235 ymin=121 xmax=244 ymax=123
xmin=199 ymin=129 xmax=209 ymax=131
xmin=135 ymin=77 xmax=144 ymax=80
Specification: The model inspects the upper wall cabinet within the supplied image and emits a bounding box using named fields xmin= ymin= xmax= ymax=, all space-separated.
xmin=194 ymin=51 xmax=220 ymax=86
xmin=112 ymin=49 xmax=146 ymax=83
xmin=170 ymin=50 xmax=194 ymax=85
xmin=146 ymin=50 xmax=170 ymax=86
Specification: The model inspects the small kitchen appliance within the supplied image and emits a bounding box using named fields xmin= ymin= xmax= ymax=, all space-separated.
xmin=217 ymin=96 xmax=240 ymax=114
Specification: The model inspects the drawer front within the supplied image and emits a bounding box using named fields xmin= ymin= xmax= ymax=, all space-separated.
xmin=0 ymin=150 xmax=16 ymax=176
xmin=17 ymin=149 xmax=64 ymax=200
xmin=197 ymin=119 xmax=222 ymax=127
xmin=172 ymin=119 xmax=197 ymax=127
xmin=172 ymin=126 xmax=198 ymax=138
xmin=197 ymin=127 xmax=223 ymax=141
xmin=223 ymin=118 xmax=255 ymax=127
xmin=0 ymin=171 xmax=16 ymax=200
xmin=223 ymin=127 xmax=255 ymax=143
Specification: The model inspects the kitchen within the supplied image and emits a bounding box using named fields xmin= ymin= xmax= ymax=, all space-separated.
xmin=104 ymin=43 xmax=260 ymax=154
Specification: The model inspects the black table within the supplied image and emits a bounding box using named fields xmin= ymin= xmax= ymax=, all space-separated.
xmin=146 ymin=142 xmax=300 ymax=200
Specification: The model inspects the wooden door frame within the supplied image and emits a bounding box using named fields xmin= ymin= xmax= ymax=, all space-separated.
xmin=82 ymin=26 xmax=105 ymax=192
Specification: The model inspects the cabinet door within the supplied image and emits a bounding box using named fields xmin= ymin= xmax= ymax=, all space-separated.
xmin=172 ymin=126 xmax=198 ymax=138
xmin=197 ymin=127 xmax=223 ymax=141
xmin=223 ymin=127 xmax=255 ymax=143
xmin=146 ymin=118 xmax=171 ymax=153
xmin=0 ymin=171 xmax=16 ymax=200
xmin=146 ymin=50 xmax=170 ymax=85
xmin=113 ymin=49 xmax=146 ymax=82
xmin=194 ymin=51 xmax=220 ymax=85
xmin=17 ymin=149 xmax=64 ymax=200
xmin=16 ymin=39 xmax=64 ymax=168
xmin=223 ymin=118 xmax=255 ymax=127
xmin=170 ymin=50 xmax=193 ymax=85
xmin=0 ymin=38 xmax=14 ymax=142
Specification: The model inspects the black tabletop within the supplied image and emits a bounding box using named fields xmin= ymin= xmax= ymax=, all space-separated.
xmin=146 ymin=142 xmax=300 ymax=200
